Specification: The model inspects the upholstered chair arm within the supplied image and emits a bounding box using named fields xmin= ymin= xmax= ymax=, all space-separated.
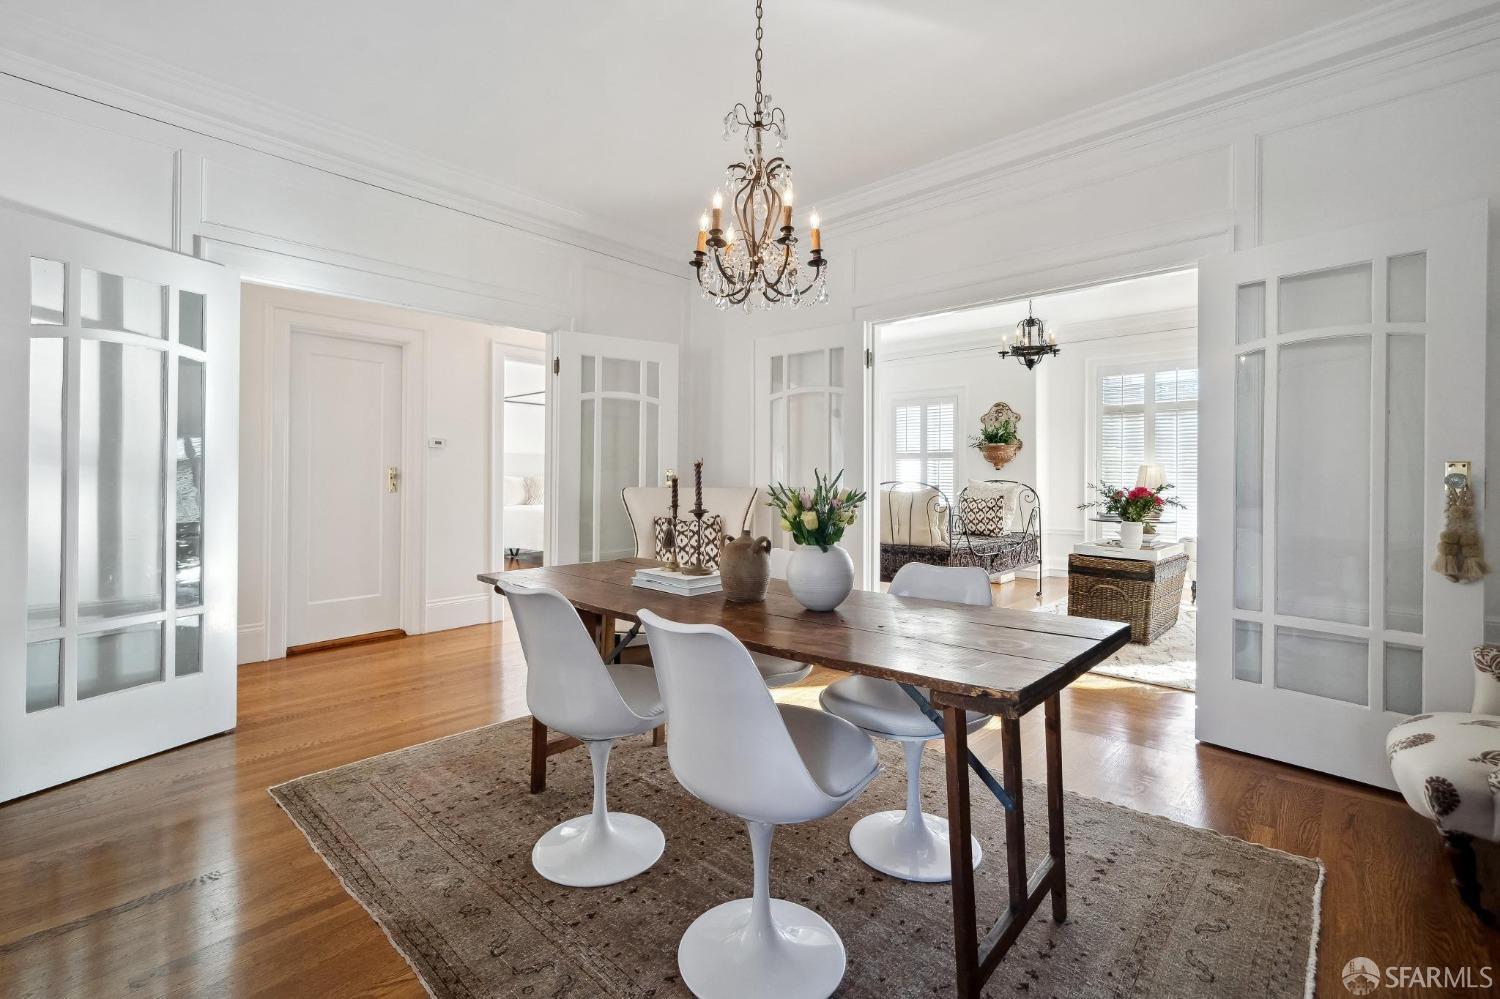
xmin=1473 ymin=645 xmax=1500 ymax=715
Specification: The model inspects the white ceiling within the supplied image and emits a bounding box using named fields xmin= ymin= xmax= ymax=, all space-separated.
xmin=6 ymin=1 xmax=1373 ymax=248
xmin=881 ymin=269 xmax=1197 ymax=349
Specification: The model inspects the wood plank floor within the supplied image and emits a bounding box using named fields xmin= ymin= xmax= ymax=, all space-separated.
xmin=1 ymin=579 xmax=1494 ymax=997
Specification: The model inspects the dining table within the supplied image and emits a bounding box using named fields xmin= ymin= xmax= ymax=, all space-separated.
xmin=478 ymin=557 xmax=1131 ymax=998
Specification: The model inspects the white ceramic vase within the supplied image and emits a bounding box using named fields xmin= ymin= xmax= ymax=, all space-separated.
xmin=1118 ymin=520 xmax=1146 ymax=550
xmin=786 ymin=543 xmax=855 ymax=612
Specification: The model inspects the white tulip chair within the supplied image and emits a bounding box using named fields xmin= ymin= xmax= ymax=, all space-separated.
xmin=819 ymin=562 xmax=992 ymax=882
xmin=500 ymin=580 xmax=666 ymax=887
xmin=639 ymin=609 xmax=878 ymax=999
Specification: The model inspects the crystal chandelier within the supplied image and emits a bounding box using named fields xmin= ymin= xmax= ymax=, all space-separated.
xmin=692 ymin=0 xmax=827 ymax=311
xmin=997 ymin=301 xmax=1061 ymax=370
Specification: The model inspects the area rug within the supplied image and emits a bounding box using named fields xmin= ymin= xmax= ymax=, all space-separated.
xmin=1038 ymin=600 xmax=1197 ymax=692
xmin=270 ymin=716 xmax=1320 ymax=998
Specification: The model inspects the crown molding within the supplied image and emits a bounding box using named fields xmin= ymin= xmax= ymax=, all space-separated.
xmin=883 ymin=306 xmax=1196 ymax=361
xmin=821 ymin=0 xmax=1500 ymax=234
xmin=0 ymin=9 xmax=686 ymax=276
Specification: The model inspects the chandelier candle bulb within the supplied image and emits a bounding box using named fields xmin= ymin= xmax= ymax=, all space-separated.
xmin=810 ymin=212 xmax=821 ymax=250
xmin=711 ymin=192 xmax=723 ymax=231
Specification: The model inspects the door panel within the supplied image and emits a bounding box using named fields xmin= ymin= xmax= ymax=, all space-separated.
xmin=551 ymin=332 xmax=678 ymax=565
xmin=753 ymin=326 xmax=865 ymax=580
xmin=1197 ymin=200 xmax=1488 ymax=788
xmin=288 ymin=332 xmax=403 ymax=645
xmin=0 ymin=204 xmax=239 ymax=802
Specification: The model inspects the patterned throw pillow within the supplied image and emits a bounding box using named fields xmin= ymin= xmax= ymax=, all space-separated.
xmin=521 ymin=475 xmax=545 ymax=505
xmin=652 ymin=515 xmax=724 ymax=571
xmin=959 ymin=494 xmax=1007 ymax=537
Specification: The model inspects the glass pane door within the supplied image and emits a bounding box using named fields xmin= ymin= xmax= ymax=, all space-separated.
xmin=1 ymin=204 xmax=239 ymax=802
xmin=551 ymin=332 xmax=678 ymax=566
xmin=1197 ymin=201 xmax=1488 ymax=789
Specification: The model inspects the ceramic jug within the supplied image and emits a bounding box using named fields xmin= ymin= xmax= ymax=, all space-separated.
xmin=720 ymin=529 xmax=771 ymax=602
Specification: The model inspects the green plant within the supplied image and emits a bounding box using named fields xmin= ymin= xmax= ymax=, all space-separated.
xmin=1078 ymin=482 xmax=1184 ymax=523
xmin=968 ymin=419 xmax=1018 ymax=449
xmin=765 ymin=468 xmax=867 ymax=552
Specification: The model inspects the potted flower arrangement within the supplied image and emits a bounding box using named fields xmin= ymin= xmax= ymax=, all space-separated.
xmin=766 ymin=469 xmax=867 ymax=611
xmin=968 ymin=418 xmax=1021 ymax=471
xmin=1079 ymin=482 xmax=1184 ymax=550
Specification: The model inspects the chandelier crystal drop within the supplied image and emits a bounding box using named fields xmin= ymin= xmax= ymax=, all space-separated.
xmin=691 ymin=0 xmax=828 ymax=312
xmin=997 ymin=301 xmax=1061 ymax=371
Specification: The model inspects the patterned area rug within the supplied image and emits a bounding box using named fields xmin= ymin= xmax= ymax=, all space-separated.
xmin=271 ymin=717 xmax=1320 ymax=998
xmin=1038 ymin=600 xmax=1197 ymax=692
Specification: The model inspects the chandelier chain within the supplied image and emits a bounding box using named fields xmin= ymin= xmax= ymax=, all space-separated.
xmin=753 ymin=0 xmax=764 ymax=114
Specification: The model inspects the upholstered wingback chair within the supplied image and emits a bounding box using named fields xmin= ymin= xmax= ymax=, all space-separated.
xmin=1386 ymin=644 xmax=1500 ymax=925
xmin=621 ymin=486 xmax=760 ymax=559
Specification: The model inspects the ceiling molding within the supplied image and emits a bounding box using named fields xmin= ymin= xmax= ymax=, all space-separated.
xmin=883 ymin=307 xmax=1197 ymax=361
xmin=821 ymin=0 xmax=1500 ymax=233
xmin=0 ymin=8 xmax=687 ymax=276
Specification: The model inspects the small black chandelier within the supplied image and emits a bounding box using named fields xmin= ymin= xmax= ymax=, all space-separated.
xmin=998 ymin=301 xmax=1060 ymax=370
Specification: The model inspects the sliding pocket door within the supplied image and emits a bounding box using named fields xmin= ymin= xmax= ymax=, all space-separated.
xmin=0 ymin=204 xmax=240 ymax=801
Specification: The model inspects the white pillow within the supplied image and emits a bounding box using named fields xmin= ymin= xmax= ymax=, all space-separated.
xmin=523 ymin=475 xmax=545 ymax=505
xmin=966 ymin=480 xmax=1022 ymax=533
xmin=503 ymin=475 xmax=526 ymax=506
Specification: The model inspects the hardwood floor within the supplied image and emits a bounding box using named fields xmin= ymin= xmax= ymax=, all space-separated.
xmin=1 ymin=579 xmax=1494 ymax=997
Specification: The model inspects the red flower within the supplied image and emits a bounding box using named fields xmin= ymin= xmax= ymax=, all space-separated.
xmin=1112 ymin=490 xmax=1125 ymax=500
xmin=1128 ymin=486 xmax=1151 ymax=500
xmin=1154 ymin=495 xmax=1164 ymax=506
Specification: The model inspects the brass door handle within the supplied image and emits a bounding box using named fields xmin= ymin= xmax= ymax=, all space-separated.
xmin=387 ymin=466 xmax=400 ymax=493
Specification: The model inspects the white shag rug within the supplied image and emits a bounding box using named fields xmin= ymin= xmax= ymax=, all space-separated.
xmin=1037 ymin=599 xmax=1196 ymax=692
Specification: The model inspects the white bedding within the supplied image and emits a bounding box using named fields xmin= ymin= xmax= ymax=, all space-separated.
xmin=504 ymin=504 xmax=544 ymax=552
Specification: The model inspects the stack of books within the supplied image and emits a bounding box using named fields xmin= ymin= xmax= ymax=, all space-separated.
xmin=631 ymin=565 xmax=723 ymax=596
xmin=1072 ymin=538 xmax=1186 ymax=563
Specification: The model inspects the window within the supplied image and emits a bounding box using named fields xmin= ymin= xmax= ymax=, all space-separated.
xmin=891 ymin=396 xmax=956 ymax=500
xmin=1095 ymin=362 xmax=1198 ymax=539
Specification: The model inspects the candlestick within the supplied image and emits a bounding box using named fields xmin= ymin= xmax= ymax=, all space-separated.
xmin=693 ymin=459 xmax=704 ymax=514
xmin=696 ymin=218 xmax=708 ymax=253
xmin=780 ymin=204 xmax=792 ymax=229
xmin=665 ymin=471 xmax=681 ymax=571
xmin=809 ymin=211 xmax=822 ymax=251
xmin=711 ymin=191 xmax=723 ymax=231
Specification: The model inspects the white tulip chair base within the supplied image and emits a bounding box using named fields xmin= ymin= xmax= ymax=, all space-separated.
xmin=530 ymin=740 xmax=665 ymax=888
xmin=677 ymin=897 xmax=847 ymax=999
xmin=530 ymin=811 xmax=665 ymax=888
xmin=848 ymin=808 xmax=982 ymax=883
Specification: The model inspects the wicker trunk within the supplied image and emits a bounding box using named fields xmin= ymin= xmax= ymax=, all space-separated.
xmin=1067 ymin=552 xmax=1188 ymax=644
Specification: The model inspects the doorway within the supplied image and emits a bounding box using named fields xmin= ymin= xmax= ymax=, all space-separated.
xmin=286 ymin=330 xmax=406 ymax=649
xmin=496 ymin=348 xmax=547 ymax=570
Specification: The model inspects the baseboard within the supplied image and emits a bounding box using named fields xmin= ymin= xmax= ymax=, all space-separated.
xmin=237 ymin=624 xmax=268 ymax=666
xmin=425 ymin=594 xmax=491 ymax=633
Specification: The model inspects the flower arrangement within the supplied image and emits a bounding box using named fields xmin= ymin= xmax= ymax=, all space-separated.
xmin=766 ymin=469 xmax=867 ymax=552
xmin=967 ymin=418 xmax=1018 ymax=449
xmin=1079 ymin=482 xmax=1184 ymax=523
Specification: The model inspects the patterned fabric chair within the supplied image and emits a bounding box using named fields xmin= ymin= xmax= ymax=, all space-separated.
xmin=1385 ymin=644 xmax=1500 ymax=925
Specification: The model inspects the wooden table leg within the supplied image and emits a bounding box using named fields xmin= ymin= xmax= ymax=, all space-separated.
xmin=943 ymin=705 xmax=980 ymax=998
xmin=530 ymin=716 xmax=548 ymax=793
xmin=1000 ymin=715 xmax=1027 ymax=914
xmin=652 ymin=723 xmax=666 ymax=747
xmin=1044 ymin=694 xmax=1067 ymax=923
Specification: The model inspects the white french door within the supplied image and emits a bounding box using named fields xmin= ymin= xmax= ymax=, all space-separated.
xmin=0 ymin=204 xmax=239 ymax=802
xmin=1197 ymin=201 xmax=1487 ymax=788
xmin=551 ymin=332 xmax=678 ymax=565
xmin=753 ymin=325 xmax=866 ymax=577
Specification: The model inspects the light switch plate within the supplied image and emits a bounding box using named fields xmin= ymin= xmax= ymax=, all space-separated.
xmin=428 ymin=437 xmax=447 ymax=449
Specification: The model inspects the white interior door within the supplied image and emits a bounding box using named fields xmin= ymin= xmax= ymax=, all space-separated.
xmin=0 ymin=203 xmax=239 ymax=802
xmin=753 ymin=326 xmax=866 ymax=579
xmin=552 ymin=332 xmax=678 ymax=565
xmin=287 ymin=331 xmax=403 ymax=645
xmin=1198 ymin=201 xmax=1488 ymax=788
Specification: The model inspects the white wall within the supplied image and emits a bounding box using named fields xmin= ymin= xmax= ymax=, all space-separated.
xmin=237 ymin=284 xmax=545 ymax=662
xmin=1036 ymin=318 xmax=1196 ymax=573
xmin=875 ymin=342 xmax=1038 ymax=502
xmin=686 ymin=16 xmax=1500 ymax=639
xmin=0 ymin=71 xmax=691 ymax=664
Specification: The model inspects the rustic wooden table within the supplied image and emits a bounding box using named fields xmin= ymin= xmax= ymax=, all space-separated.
xmin=479 ymin=558 xmax=1130 ymax=997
